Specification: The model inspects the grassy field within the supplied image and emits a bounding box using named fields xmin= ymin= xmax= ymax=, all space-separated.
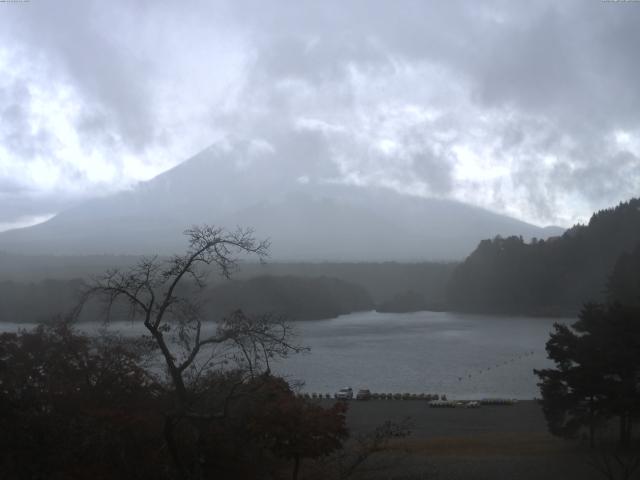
xmin=327 ymin=400 xmax=607 ymax=480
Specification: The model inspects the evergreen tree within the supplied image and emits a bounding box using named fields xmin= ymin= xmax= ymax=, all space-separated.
xmin=535 ymin=303 xmax=640 ymax=447
xmin=448 ymin=198 xmax=640 ymax=315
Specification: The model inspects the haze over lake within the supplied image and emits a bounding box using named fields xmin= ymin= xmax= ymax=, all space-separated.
xmin=1 ymin=311 xmax=566 ymax=400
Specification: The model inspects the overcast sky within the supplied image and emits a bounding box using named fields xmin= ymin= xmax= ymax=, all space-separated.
xmin=1 ymin=0 xmax=639 ymax=230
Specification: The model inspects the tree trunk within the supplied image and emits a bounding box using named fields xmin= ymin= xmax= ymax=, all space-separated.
xmin=620 ymin=415 xmax=626 ymax=448
xmin=192 ymin=421 xmax=206 ymax=480
xmin=164 ymin=414 xmax=186 ymax=477
xmin=619 ymin=413 xmax=631 ymax=449
xmin=589 ymin=396 xmax=595 ymax=449
xmin=292 ymin=455 xmax=301 ymax=480
xmin=169 ymin=365 xmax=189 ymax=404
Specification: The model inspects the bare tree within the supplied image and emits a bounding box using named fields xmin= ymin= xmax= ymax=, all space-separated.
xmin=306 ymin=418 xmax=416 ymax=480
xmin=77 ymin=225 xmax=304 ymax=478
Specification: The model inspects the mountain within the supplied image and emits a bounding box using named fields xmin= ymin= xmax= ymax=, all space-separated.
xmin=0 ymin=141 xmax=562 ymax=261
xmin=446 ymin=198 xmax=640 ymax=315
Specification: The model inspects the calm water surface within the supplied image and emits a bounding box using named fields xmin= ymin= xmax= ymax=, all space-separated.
xmin=276 ymin=311 xmax=568 ymax=400
xmin=1 ymin=310 xmax=570 ymax=399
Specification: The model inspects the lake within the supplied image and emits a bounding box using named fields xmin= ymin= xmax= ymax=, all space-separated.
xmin=275 ymin=310 xmax=569 ymax=400
xmin=0 ymin=310 xmax=570 ymax=400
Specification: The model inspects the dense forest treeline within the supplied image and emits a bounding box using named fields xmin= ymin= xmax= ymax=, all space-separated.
xmin=0 ymin=255 xmax=455 ymax=304
xmin=0 ymin=279 xmax=87 ymax=324
xmin=205 ymin=276 xmax=373 ymax=321
xmin=0 ymin=275 xmax=376 ymax=323
xmin=233 ymin=262 xmax=455 ymax=306
xmin=0 ymin=260 xmax=455 ymax=321
xmin=607 ymin=241 xmax=640 ymax=307
xmin=447 ymin=198 xmax=640 ymax=315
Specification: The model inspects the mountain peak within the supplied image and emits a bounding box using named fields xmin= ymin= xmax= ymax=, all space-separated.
xmin=0 ymin=144 xmax=562 ymax=260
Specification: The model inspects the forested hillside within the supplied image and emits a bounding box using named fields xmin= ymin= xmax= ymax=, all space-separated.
xmin=205 ymin=275 xmax=373 ymax=321
xmin=607 ymin=242 xmax=640 ymax=307
xmin=0 ymin=279 xmax=85 ymax=323
xmin=0 ymin=256 xmax=455 ymax=311
xmin=447 ymin=199 xmax=640 ymax=315
xmin=234 ymin=262 xmax=455 ymax=306
xmin=0 ymin=275 xmax=374 ymax=323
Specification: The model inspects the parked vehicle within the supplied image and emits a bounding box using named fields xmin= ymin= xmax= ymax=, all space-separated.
xmin=335 ymin=387 xmax=353 ymax=400
xmin=356 ymin=389 xmax=371 ymax=400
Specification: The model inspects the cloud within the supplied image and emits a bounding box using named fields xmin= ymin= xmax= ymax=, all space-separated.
xmin=1 ymin=0 xmax=640 ymax=228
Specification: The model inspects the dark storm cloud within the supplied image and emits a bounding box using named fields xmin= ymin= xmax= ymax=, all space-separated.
xmin=471 ymin=2 xmax=640 ymax=129
xmin=1 ymin=0 xmax=639 ymax=227
xmin=227 ymin=0 xmax=640 ymax=222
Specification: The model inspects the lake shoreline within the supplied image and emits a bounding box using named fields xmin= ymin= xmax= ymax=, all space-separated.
xmin=2 ymin=311 xmax=563 ymax=400
xmin=0 ymin=307 xmax=577 ymax=325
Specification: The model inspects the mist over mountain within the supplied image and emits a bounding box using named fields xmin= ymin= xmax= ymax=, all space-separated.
xmin=0 ymin=141 xmax=562 ymax=260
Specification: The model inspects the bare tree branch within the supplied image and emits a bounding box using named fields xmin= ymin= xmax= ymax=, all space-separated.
xmin=75 ymin=225 xmax=304 ymax=479
xmin=76 ymin=225 xmax=298 ymax=396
